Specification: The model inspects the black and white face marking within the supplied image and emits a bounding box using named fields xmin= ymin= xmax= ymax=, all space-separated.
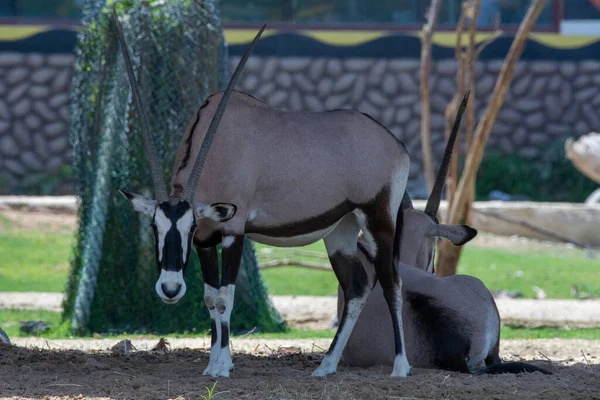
xmin=152 ymin=201 xmax=195 ymax=304
xmin=119 ymin=189 xmax=239 ymax=304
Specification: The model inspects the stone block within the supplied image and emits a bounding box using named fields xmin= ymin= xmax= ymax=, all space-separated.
xmin=304 ymin=95 xmax=323 ymax=111
xmin=280 ymin=57 xmax=311 ymax=72
xmin=575 ymin=87 xmax=597 ymax=103
xmin=437 ymin=78 xmax=455 ymax=98
xmin=0 ymin=135 xmax=18 ymax=157
xmin=26 ymin=53 xmax=44 ymax=68
xmin=530 ymin=62 xmax=557 ymax=74
xmin=52 ymin=69 xmax=72 ymax=91
xmin=6 ymin=67 xmax=28 ymax=85
xmin=4 ymin=159 xmax=25 ymax=175
xmin=0 ymin=100 xmax=9 ymax=120
xmin=294 ymin=73 xmax=315 ymax=93
xmin=7 ymin=83 xmax=29 ymax=104
xmin=0 ymin=121 xmax=9 ymax=135
xmin=497 ymin=108 xmax=521 ymax=125
xmin=388 ymin=59 xmax=419 ymax=72
xmin=397 ymin=72 xmax=418 ymax=93
xmin=13 ymin=98 xmax=31 ymax=118
xmin=29 ymin=85 xmax=50 ymax=100
xmin=325 ymin=94 xmax=348 ymax=110
xmin=382 ymin=107 xmax=395 ymax=127
xmin=395 ymin=108 xmax=411 ymax=124
xmin=14 ymin=120 xmax=31 ymax=147
xmin=580 ymin=60 xmax=600 ymax=73
xmin=525 ymin=111 xmax=545 ymax=130
xmin=44 ymin=121 xmax=66 ymax=138
xmin=309 ymin=58 xmax=326 ymax=81
xmin=367 ymin=60 xmax=386 ymax=85
xmin=49 ymin=93 xmax=69 ymax=108
xmin=47 ymin=54 xmax=75 ymax=68
xmin=241 ymin=74 xmax=258 ymax=92
xmin=382 ymin=73 xmax=397 ymax=95
xmin=257 ymin=82 xmax=274 ymax=99
xmin=343 ymin=58 xmax=373 ymax=72
xmin=268 ymin=90 xmax=287 ymax=108
xmin=559 ymin=62 xmax=577 ymax=78
xmin=288 ymin=90 xmax=302 ymax=111
xmin=544 ymin=95 xmax=562 ymax=121
xmin=48 ymin=136 xmax=68 ymax=154
xmin=326 ymin=59 xmax=343 ymax=78
xmin=548 ymin=75 xmax=562 ymax=92
xmin=275 ymin=71 xmax=292 ymax=88
xmin=333 ymin=73 xmax=355 ymax=92
xmin=367 ymin=90 xmax=388 ymax=107
xmin=530 ymin=76 xmax=548 ymax=97
xmin=436 ymin=59 xmax=457 ymax=76
xmin=33 ymin=133 xmax=48 ymax=160
xmin=560 ymin=83 xmax=572 ymax=107
xmin=21 ymin=151 xmax=42 ymax=170
xmin=515 ymin=98 xmax=542 ymax=113
xmin=317 ymin=78 xmax=333 ymax=98
xmin=0 ymin=53 xmax=24 ymax=67
xmin=350 ymin=75 xmax=366 ymax=103
xmin=261 ymin=58 xmax=278 ymax=81
xmin=31 ymin=67 xmax=55 ymax=84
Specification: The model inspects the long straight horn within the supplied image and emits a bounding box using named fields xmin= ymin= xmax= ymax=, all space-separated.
xmin=424 ymin=91 xmax=469 ymax=218
xmin=183 ymin=24 xmax=267 ymax=202
xmin=112 ymin=9 xmax=169 ymax=202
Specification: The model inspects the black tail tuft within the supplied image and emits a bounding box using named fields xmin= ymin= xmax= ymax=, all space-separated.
xmin=475 ymin=362 xmax=552 ymax=375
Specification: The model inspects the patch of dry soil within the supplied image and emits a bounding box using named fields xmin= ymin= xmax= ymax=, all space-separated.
xmin=1 ymin=338 xmax=599 ymax=400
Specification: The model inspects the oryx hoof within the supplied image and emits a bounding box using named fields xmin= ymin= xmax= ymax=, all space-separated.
xmin=390 ymin=355 xmax=411 ymax=377
xmin=311 ymin=366 xmax=336 ymax=377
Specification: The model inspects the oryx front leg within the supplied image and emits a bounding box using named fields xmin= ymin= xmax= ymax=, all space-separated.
xmin=312 ymin=215 xmax=372 ymax=377
xmin=212 ymin=235 xmax=244 ymax=378
xmin=196 ymin=245 xmax=222 ymax=377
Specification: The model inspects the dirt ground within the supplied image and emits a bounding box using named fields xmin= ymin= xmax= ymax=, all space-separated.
xmin=1 ymin=338 xmax=600 ymax=400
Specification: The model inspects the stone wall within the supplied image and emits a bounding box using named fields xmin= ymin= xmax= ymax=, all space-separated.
xmin=0 ymin=52 xmax=75 ymax=194
xmin=0 ymin=52 xmax=598 ymax=196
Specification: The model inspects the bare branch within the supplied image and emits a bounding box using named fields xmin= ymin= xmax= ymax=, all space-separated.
xmin=420 ymin=0 xmax=442 ymax=192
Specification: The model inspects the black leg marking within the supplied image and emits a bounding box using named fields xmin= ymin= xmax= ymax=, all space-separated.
xmin=210 ymin=320 xmax=217 ymax=346
xmin=195 ymin=243 xmax=219 ymax=289
xmin=220 ymin=235 xmax=244 ymax=288
xmin=327 ymin=252 xmax=371 ymax=356
xmin=221 ymin=322 xmax=230 ymax=348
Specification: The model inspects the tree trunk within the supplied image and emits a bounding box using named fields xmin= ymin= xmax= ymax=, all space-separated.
xmin=420 ymin=0 xmax=441 ymax=192
xmin=436 ymin=0 xmax=547 ymax=276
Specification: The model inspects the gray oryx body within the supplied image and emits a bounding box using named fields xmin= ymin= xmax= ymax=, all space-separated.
xmin=113 ymin=18 xmax=412 ymax=379
xmin=339 ymin=93 xmax=551 ymax=375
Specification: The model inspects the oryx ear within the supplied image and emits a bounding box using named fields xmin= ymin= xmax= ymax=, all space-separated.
xmin=425 ymin=224 xmax=477 ymax=246
xmin=118 ymin=189 xmax=157 ymax=217
xmin=194 ymin=203 xmax=237 ymax=222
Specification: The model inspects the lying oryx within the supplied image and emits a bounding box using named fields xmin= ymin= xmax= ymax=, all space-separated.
xmin=111 ymin=14 xmax=452 ymax=378
xmin=338 ymin=111 xmax=551 ymax=375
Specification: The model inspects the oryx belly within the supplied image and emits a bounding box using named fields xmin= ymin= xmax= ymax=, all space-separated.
xmin=247 ymin=221 xmax=341 ymax=247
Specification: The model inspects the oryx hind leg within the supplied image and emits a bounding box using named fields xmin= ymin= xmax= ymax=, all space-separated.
xmin=312 ymin=213 xmax=373 ymax=377
xmin=195 ymin=244 xmax=222 ymax=377
xmin=366 ymin=202 xmax=410 ymax=377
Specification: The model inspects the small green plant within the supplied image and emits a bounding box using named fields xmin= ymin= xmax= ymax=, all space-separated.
xmin=201 ymin=381 xmax=219 ymax=400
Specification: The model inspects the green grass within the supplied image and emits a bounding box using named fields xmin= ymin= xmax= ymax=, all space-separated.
xmin=258 ymin=241 xmax=600 ymax=299
xmin=0 ymin=229 xmax=73 ymax=292
xmin=459 ymin=246 xmax=600 ymax=299
xmin=3 ymin=309 xmax=600 ymax=341
xmin=1 ymin=219 xmax=599 ymax=300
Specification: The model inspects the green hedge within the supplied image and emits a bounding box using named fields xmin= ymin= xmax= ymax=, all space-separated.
xmin=475 ymin=140 xmax=597 ymax=202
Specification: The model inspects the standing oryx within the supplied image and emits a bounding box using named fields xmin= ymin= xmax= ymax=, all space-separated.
xmin=339 ymin=93 xmax=551 ymax=375
xmin=113 ymin=14 xmax=413 ymax=378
